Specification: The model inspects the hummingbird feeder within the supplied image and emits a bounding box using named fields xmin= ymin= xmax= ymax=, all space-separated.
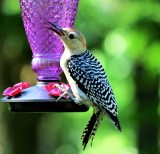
xmin=1 ymin=0 xmax=89 ymax=112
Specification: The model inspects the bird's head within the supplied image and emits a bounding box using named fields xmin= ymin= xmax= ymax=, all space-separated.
xmin=47 ymin=22 xmax=86 ymax=54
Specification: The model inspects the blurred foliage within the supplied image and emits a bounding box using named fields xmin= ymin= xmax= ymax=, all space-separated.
xmin=0 ymin=0 xmax=160 ymax=154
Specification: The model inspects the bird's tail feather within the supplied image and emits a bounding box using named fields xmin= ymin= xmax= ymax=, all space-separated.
xmin=81 ymin=111 xmax=103 ymax=150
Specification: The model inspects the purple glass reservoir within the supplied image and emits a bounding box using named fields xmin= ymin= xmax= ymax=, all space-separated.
xmin=1 ymin=0 xmax=89 ymax=112
xmin=20 ymin=0 xmax=79 ymax=81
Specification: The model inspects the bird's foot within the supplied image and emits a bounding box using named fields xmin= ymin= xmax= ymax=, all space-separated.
xmin=56 ymin=90 xmax=82 ymax=105
xmin=54 ymin=84 xmax=89 ymax=105
xmin=54 ymin=84 xmax=80 ymax=104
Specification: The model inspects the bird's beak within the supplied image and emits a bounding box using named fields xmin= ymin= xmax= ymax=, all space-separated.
xmin=47 ymin=22 xmax=65 ymax=36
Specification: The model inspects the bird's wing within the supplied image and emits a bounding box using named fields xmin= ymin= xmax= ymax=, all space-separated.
xmin=67 ymin=50 xmax=120 ymax=126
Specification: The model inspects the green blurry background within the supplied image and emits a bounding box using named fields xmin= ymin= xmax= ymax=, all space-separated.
xmin=0 ymin=0 xmax=160 ymax=154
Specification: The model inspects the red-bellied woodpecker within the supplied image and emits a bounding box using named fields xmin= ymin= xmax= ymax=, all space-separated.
xmin=48 ymin=22 xmax=122 ymax=150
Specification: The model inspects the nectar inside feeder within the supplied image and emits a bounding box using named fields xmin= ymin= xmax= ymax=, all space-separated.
xmin=1 ymin=0 xmax=89 ymax=112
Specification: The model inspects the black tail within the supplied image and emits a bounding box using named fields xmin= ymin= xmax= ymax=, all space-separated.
xmin=81 ymin=111 xmax=103 ymax=150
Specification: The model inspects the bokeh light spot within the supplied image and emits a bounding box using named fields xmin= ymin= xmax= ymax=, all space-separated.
xmin=104 ymin=31 xmax=127 ymax=57
xmin=55 ymin=145 xmax=77 ymax=154
xmin=2 ymin=0 xmax=20 ymax=15
xmin=20 ymin=65 xmax=37 ymax=85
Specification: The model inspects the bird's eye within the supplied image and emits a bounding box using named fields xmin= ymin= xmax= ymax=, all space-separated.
xmin=69 ymin=34 xmax=75 ymax=39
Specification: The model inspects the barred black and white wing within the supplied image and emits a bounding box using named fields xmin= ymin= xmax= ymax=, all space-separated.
xmin=67 ymin=50 xmax=121 ymax=131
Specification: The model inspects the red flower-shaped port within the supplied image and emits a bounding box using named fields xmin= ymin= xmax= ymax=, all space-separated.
xmin=3 ymin=82 xmax=30 ymax=97
xmin=45 ymin=82 xmax=70 ymax=99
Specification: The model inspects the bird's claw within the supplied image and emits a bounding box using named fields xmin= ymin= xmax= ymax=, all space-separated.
xmin=54 ymin=83 xmax=83 ymax=105
xmin=56 ymin=90 xmax=81 ymax=104
xmin=56 ymin=91 xmax=69 ymax=102
xmin=53 ymin=84 xmax=74 ymax=102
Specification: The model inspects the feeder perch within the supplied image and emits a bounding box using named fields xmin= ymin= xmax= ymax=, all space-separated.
xmin=1 ymin=0 xmax=89 ymax=112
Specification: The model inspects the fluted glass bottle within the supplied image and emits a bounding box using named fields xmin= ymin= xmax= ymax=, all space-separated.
xmin=20 ymin=0 xmax=79 ymax=81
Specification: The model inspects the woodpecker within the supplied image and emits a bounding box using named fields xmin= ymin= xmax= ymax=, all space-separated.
xmin=48 ymin=22 xmax=122 ymax=150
